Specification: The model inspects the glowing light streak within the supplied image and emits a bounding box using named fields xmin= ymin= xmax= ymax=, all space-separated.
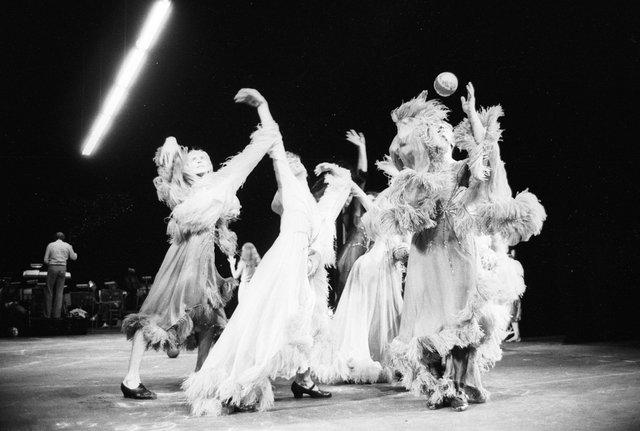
xmin=81 ymin=0 xmax=172 ymax=156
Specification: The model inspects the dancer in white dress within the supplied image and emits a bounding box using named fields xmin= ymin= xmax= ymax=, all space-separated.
xmin=320 ymin=177 xmax=408 ymax=384
xmin=183 ymin=89 xmax=352 ymax=415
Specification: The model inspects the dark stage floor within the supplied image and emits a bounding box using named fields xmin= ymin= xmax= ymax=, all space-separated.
xmin=0 ymin=333 xmax=639 ymax=430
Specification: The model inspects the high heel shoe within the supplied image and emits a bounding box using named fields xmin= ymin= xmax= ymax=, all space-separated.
xmin=291 ymin=381 xmax=332 ymax=399
xmin=120 ymin=382 xmax=157 ymax=400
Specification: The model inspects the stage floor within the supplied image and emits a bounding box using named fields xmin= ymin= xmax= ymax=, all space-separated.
xmin=0 ymin=333 xmax=639 ymax=431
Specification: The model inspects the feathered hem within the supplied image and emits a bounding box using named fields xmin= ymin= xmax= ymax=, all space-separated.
xmin=121 ymin=302 xmax=225 ymax=352
xmin=316 ymin=352 xmax=388 ymax=384
xmin=387 ymin=298 xmax=510 ymax=398
xmin=183 ymin=339 xmax=312 ymax=416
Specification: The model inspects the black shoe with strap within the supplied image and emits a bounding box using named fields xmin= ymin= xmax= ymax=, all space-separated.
xmin=121 ymin=382 xmax=157 ymax=400
xmin=291 ymin=381 xmax=332 ymax=399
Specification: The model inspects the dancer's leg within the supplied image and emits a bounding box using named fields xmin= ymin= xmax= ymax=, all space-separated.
xmin=291 ymin=368 xmax=331 ymax=398
xmin=195 ymin=326 xmax=216 ymax=372
xmin=121 ymin=330 xmax=156 ymax=399
xmin=123 ymin=330 xmax=146 ymax=388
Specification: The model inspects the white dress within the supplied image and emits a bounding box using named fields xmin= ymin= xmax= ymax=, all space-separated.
xmin=183 ymin=124 xmax=351 ymax=415
xmin=320 ymin=192 xmax=405 ymax=383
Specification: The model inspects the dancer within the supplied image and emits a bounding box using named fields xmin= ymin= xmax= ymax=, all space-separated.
xmin=385 ymin=83 xmax=546 ymax=411
xmin=320 ymin=178 xmax=408 ymax=384
xmin=333 ymin=130 xmax=369 ymax=306
xmin=183 ymin=89 xmax=352 ymax=415
xmin=476 ymin=234 xmax=525 ymax=343
xmin=227 ymin=242 xmax=261 ymax=304
xmin=119 ymin=92 xmax=275 ymax=400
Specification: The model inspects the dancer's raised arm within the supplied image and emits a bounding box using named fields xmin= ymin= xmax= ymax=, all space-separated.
xmin=210 ymin=89 xmax=279 ymax=195
xmin=153 ymin=137 xmax=191 ymax=209
xmin=460 ymin=82 xmax=486 ymax=144
xmin=348 ymin=181 xmax=374 ymax=212
xmin=234 ymin=88 xmax=275 ymax=126
xmin=345 ymin=129 xmax=368 ymax=174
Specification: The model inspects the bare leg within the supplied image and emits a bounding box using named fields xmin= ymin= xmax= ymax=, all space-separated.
xmin=123 ymin=330 xmax=146 ymax=388
xmin=195 ymin=327 xmax=216 ymax=372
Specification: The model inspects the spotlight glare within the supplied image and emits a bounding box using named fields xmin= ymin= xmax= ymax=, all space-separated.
xmin=81 ymin=0 xmax=172 ymax=156
xmin=82 ymin=113 xmax=115 ymax=156
xmin=102 ymin=85 xmax=128 ymax=119
xmin=136 ymin=0 xmax=173 ymax=50
xmin=115 ymin=47 xmax=147 ymax=90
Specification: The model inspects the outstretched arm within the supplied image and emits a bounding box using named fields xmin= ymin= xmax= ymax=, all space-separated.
xmin=349 ymin=181 xmax=374 ymax=212
xmin=236 ymin=89 xmax=293 ymax=214
xmin=213 ymin=89 xmax=279 ymax=194
xmin=345 ymin=129 xmax=368 ymax=174
xmin=460 ymin=82 xmax=486 ymax=144
xmin=234 ymin=88 xmax=275 ymax=126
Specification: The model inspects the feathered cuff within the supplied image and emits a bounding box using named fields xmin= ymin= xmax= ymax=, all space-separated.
xmin=475 ymin=189 xmax=547 ymax=245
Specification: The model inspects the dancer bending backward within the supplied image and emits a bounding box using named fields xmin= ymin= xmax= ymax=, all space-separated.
xmin=120 ymin=92 xmax=275 ymax=399
xmin=183 ymin=89 xmax=352 ymax=415
xmin=385 ymin=83 xmax=546 ymax=411
xmin=319 ymin=172 xmax=409 ymax=384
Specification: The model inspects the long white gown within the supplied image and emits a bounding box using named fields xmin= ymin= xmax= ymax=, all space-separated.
xmin=320 ymin=192 xmax=406 ymax=383
xmin=183 ymin=124 xmax=351 ymax=415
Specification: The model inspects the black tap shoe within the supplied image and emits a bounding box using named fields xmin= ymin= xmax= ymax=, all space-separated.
xmin=121 ymin=382 xmax=157 ymax=400
xmin=291 ymin=381 xmax=332 ymax=399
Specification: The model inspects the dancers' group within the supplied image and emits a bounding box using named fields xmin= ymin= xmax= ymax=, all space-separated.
xmin=121 ymin=83 xmax=546 ymax=413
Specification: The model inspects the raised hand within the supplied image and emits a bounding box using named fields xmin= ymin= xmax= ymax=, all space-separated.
xmin=160 ymin=136 xmax=180 ymax=166
xmin=345 ymin=129 xmax=366 ymax=148
xmin=460 ymin=82 xmax=477 ymax=116
xmin=314 ymin=162 xmax=336 ymax=176
xmin=234 ymin=88 xmax=267 ymax=108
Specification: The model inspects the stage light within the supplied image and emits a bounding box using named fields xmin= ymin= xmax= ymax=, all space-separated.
xmin=102 ymin=85 xmax=128 ymax=119
xmin=82 ymin=113 xmax=115 ymax=156
xmin=114 ymin=47 xmax=147 ymax=90
xmin=81 ymin=0 xmax=172 ymax=156
xmin=136 ymin=0 xmax=173 ymax=50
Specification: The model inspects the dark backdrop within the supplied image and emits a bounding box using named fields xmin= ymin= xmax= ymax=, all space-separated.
xmin=2 ymin=1 xmax=639 ymax=341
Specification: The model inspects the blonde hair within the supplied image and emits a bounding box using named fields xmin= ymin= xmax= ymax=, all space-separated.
xmin=240 ymin=242 xmax=261 ymax=266
xmin=390 ymin=91 xmax=454 ymax=171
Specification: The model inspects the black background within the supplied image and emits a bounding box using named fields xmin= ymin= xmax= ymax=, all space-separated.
xmin=2 ymin=1 xmax=639 ymax=341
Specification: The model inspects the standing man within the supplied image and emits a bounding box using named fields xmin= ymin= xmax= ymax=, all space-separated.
xmin=43 ymin=232 xmax=77 ymax=318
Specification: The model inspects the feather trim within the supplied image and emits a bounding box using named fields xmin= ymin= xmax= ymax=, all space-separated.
xmin=476 ymin=190 xmax=547 ymax=245
xmin=379 ymin=168 xmax=450 ymax=234
xmin=454 ymin=105 xmax=505 ymax=182
xmin=375 ymin=155 xmax=400 ymax=180
xmin=314 ymin=165 xmax=352 ymax=266
xmin=167 ymin=123 xmax=277 ymax=244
